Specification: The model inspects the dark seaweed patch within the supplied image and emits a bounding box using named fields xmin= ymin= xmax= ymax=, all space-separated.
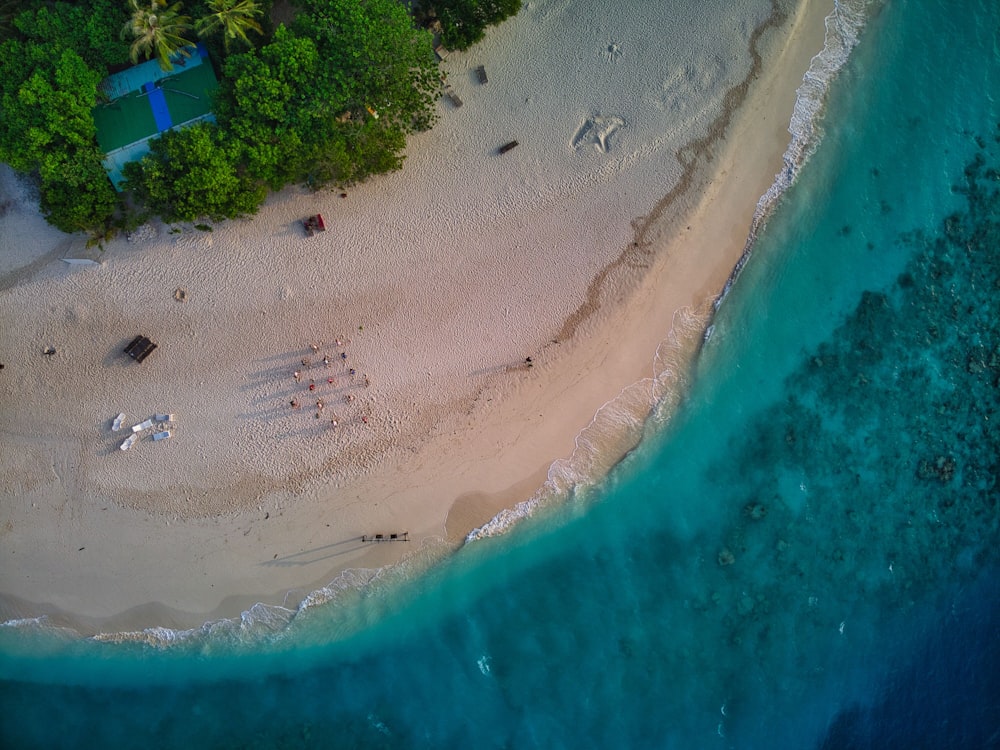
xmin=692 ymin=134 xmax=999 ymax=676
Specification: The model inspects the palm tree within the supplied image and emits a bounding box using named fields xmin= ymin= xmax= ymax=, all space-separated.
xmin=195 ymin=0 xmax=263 ymax=52
xmin=122 ymin=0 xmax=194 ymax=71
xmin=0 ymin=0 xmax=22 ymax=41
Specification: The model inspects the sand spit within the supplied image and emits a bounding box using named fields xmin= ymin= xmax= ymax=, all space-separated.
xmin=0 ymin=0 xmax=833 ymax=633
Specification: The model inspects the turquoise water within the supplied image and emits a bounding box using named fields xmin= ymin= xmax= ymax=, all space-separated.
xmin=2 ymin=0 xmax=999 ymax=746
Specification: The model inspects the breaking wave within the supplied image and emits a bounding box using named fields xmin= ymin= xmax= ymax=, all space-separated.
xmin=718 ymin=0 xmax=872 ymax=307
xmin=466 ymin=304 xmax=709 ymax=541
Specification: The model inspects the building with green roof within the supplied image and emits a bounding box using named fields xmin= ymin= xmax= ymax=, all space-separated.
xmin=93 ymin=45 xmax=219 ymax=189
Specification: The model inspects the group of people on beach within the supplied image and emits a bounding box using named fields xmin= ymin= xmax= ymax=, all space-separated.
xmin=287 ymin=341 xmax=370 ymax=427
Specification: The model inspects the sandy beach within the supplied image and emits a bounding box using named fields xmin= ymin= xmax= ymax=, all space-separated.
xmin=0 ymin=0 xmax=834 ymax=634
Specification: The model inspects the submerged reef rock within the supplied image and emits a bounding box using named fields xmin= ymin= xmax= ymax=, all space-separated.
xmin=690 ymin=131 xmax=999 ymax=689
xmin=718 ymin=548 xmax=736 ymax=566
xmin=917 ymin=455 xmax=957 ymax=483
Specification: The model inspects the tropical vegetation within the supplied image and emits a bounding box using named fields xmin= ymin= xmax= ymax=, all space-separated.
xmin=0 ymin=0 xmax=521 ymax=237
xmin=422 ymin=0 xmax=521 ymax=51
xmin=122 ymin=0 xmax=193 ymax=70
xmin=195 ymin=0 xmax=263 ymax=52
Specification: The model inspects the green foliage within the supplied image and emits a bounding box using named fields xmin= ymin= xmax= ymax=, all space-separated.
xmin=196 ymin=0 xmax=262 ymax=52
xmin=0 ymin=42 xmax=117 ymax=231
xmin=216 ymin=24 xmax=326 ymax=188
xmin=429 ymin=0 xmax=521 ymax=51
xmin=122 ymin=0 xmax=194 ymax=71
xmin=0 ymin=2 xmax=128 ymax=234
xmin=12 ymin=0 xmax=129 ymax=68
xmin=39 ymin=159 xmax=118 ymax=233
xmin=302 ymin=116 xmax=406 ymax=188
xmin=295 ymin=0 xmax=438 ymax=134
xmin=123 ymin=121 xmax=264 ymax=221
xmin=217 ymin=2 xmax=438 ymax=190
xmin=13 ymin=49 xmax=102 ymax=176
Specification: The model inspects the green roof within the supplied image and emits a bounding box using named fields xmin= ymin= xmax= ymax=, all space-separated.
xmin=93 ymin=46 xmax=219 ymax=189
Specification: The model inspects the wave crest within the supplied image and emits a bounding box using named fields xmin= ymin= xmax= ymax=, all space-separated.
xmin=466 ymin=305 xmax=708 ymax=541
xmin=719 ymin=0 xmax=872 ymax=306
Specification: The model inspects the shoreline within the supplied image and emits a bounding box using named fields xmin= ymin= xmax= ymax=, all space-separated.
xmin=0 ymin=0 xmax=835 ymax=637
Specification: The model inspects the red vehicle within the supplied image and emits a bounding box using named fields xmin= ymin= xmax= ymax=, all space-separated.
xmin=303 ymin=214 xmax=326 ymax=236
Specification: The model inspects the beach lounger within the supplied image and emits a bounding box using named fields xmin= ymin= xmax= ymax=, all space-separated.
xmin=132 ymin=418 xmax=154 ymax=433
xmin=152 ymin=430 xmax=172 ymax=441
xmin=120 ymin=434 xmax=138 ymax=451
xmin=445 ymin=89 xmax=463 ymax=107
xmin=154 ymin=413 xmax=176 ymax=423
xmin=497 ymin=140 xmax=519 ymax=155
xmin=434 ymin=45 xmax=448 ymax=61
xmin=112 ymin=413 xmax=126 ymax=431
xmin=475 ymin=65 xmax=488 ymax=84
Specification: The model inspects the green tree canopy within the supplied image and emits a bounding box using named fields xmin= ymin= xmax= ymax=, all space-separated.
xmin=428 ymin=0 xmax=521 ymax=51
xmin=122 ymin=0 xmax=194 ymax=70
xmin=123 ymin=121 xmax=264 ymax=221
xmin=196 ymin=0 xmax=262 ymax=52
xmin=0 ymin=41 xmax=117 ymax=231
xmin=0 ymin=1 xmax=19 ymax=41
xmin=11 ymin=0 xmax=129 ymax=68
xmin=216 ymin=2 xmax=439 ymax=191
xmin=294 ymin=0 xmax=438 ymax=134
xmin=303 ymin=114 xmax=406 ymax=188
xmin=216 ymin=24 xmax=326 ymax=188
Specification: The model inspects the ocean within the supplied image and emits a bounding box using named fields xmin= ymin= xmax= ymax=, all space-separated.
xmin=2 ymin=0 xmax=998 ymax=747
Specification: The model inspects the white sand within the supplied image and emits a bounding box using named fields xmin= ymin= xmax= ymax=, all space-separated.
xmin=0 ymin=0 xmax=833 ymax=632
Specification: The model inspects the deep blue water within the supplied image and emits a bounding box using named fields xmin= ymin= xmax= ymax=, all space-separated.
xmin=2 ymin=0 xmax=999 ymax=747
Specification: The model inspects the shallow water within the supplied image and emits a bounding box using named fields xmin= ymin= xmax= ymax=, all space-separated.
xmin=2 ymin=0 xmax=999 ymax=747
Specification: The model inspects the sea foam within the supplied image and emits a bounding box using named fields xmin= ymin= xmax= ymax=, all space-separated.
xmin=466 ymin=305 xmax=707 ymax=541
xmin=718 ymin=0 xmax=872 ymax=306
